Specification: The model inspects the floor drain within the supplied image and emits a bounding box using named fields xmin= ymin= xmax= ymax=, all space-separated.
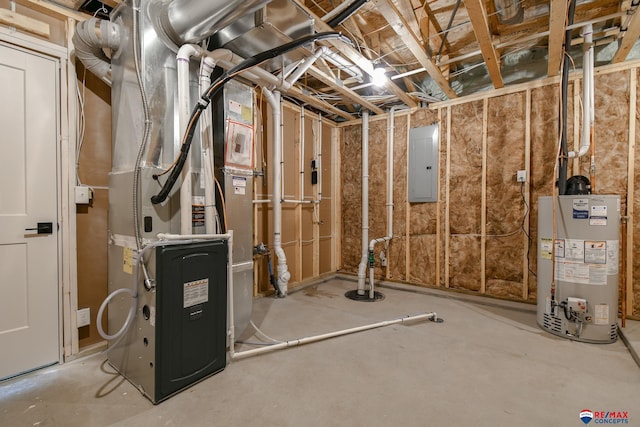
xmin=344 ymin=290 xmax=385 ymax=302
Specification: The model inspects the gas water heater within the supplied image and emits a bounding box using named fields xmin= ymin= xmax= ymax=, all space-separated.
xmin=537 ymin=195 xmax=620 ymax=343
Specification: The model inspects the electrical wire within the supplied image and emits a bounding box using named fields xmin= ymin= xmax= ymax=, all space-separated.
xmin=214 ymin=177 xmax=228 ymax=232
xmin=150 ymin=31 xmax=350 ymax=205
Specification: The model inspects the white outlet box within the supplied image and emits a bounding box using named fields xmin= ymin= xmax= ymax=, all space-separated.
xmin=516 ymin=170 xmax=526 ymax=183
xmin=77 ymin=307 xmax=90 ymax=328
xmin=75 ymin=186 xmax=91 ymax=204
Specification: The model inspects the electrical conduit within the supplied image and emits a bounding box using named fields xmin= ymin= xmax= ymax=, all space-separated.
xmin=200 ymin=56 xmax=218 ymax=233
xmin=367 ymin=107 xmax=396 ymax=299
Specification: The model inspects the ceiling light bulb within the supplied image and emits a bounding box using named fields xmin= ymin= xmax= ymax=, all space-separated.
xmin=372 ymin=67 xmax=387 ymax=87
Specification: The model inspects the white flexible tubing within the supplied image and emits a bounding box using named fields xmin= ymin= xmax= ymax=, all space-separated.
xmin=367 ymin=107 xmax=396 ymax=298
xmin=249 ymin=320 xmax=283 ymax=343
xmin=200 ymin=56 xmax=217 ymax=233
xmin=177 ymin=44 xmax=202 ymax=234
xmin=230 ymin=312 xmax=438 ymax=360
xmin=569 ymin=24 xmax=593 ymax=159
xmin=97 ymin=286 xmax=137 ymax=341
xmin=357 ymin=110 xmax=370 ymax=295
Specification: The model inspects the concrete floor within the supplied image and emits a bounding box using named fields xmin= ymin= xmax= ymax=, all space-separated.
xmin=1 ymin=277 xmax=639 ymax=427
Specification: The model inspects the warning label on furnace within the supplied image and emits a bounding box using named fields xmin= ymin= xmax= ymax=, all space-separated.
xmin=184 ymin=278 xmax=209 ymax=308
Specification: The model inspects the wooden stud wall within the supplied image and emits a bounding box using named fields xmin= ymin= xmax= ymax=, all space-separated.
xmin=339 ymin=61 xmax=640 ymax=318
xmin=75 ymin=63 xmax=111 ymax=347
xmin=254 ymin=99 xmax=338 ymax=295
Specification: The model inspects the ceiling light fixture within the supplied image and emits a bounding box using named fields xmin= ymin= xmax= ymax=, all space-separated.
xmin=372 ymin=66 xmax=388 ymax=86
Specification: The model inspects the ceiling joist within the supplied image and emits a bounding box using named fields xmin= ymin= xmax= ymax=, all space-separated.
xmin=372 ymin=0 xmax=457 ymax=99
xmin=293 ymin=0 xmax=418 ymax=109
xmin=308 ymin=65 xmax=385 ymax=114
xmin=548 ymin=0 xmax=570 ymax=77
xmin=463 ymin=0 xmax=504 ymax=89
xmin=612 ymin=9 xmax=640 ymax=63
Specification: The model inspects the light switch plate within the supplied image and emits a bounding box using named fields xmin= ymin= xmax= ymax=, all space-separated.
xmin=77 ymin=307 xmax=90 ymax=328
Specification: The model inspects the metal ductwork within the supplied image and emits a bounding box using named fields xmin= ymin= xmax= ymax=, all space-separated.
xmin=207 ymin=0 xmax=314 ymax=72
xmin=72 ymin=18 xmax=122 ymax=86
xmin=159 ymin=0 xmax=272 ymax=44
xmin=494 ymin=0 xmax=524 ymax=25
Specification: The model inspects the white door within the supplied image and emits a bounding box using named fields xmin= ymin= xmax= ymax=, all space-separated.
xmin=0 ymin=43 xmax=60 ymax=379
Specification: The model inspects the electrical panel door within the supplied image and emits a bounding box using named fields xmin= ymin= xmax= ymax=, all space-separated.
xmin=408 ymin=124 xmax=439 ymax=203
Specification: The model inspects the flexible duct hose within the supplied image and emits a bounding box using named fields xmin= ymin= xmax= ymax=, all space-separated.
xmin=73 ymin=18 xmax=121 ymax=86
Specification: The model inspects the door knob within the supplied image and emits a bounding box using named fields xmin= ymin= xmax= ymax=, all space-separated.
xmin=25 ymin=222 xmax=53 ymax=234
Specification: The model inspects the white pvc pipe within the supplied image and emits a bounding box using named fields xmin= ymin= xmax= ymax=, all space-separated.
xmin=367 ymin=107 xmax=396 ymax=299
xmin=229 ymin=311 xmax=438 ymax=360
xmin=157 ymin=233 xmax=231 ymax=240
xmin=357 ymin=110 xmax=370 ymax=295
xmin=177 ymin=44 xmax=203 ymax=234
xmin=285 ymin=47 xmax=328 ymax=86
xmin=301 ymin=105 xmax=306 ymax=202
xmin=200 ymin=56 xmax=217 ymax=233
xmin=317 ymin=113 xmax=323 ymax=202
xmin=263 ymin=88 xmax=290 ymax=297
xmin=569 ymin=24 xmax=593 ymax=159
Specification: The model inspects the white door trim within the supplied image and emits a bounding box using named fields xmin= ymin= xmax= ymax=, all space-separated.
xmin=0 ymin=25 xmax=79 ymax=360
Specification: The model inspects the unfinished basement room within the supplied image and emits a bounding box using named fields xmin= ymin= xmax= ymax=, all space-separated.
xmin=1 ymin=0 xmax=640 ymax=425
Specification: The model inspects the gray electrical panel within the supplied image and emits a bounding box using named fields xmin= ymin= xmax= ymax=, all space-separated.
xmin=408 ymin=124 xmax=439 ymax=203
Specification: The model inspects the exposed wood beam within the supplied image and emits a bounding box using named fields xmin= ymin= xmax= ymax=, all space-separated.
xmin=308 ymin=65 xmax=385 ymax=114
xmin=15 ymin=0 xmax=89 ymax=21
xmin=463 ymin=0 xmax=504 ymax=89
xmin=372 ymin=0 xmax=457 ymax=98
xmin=0 ymin=8 xmax=50 ymax=37
xmin=394 ymin=0 xmax=422 ymax=45
xmin=548 ymin=0 xmax=570 ymax=76
xmin=612 ymin=9 xmax=640 ymax=63
xmin=416 ymin=0 xmax=450 ymax=55
xmin=293 ymin=0 xmax=418 ymax=108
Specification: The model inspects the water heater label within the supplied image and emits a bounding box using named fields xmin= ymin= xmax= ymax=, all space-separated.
xmin=572 ymin=199 xmax=589 ymax=219
xmin=184 ymin=278 xmax=209 ymax=308
xmin=594 ymin=304 xmax=609 ymax=325
xmin=584 ymin=241 xmax=606 ymax=264
xmin=589 ymin=205 xmax=607 ymax=226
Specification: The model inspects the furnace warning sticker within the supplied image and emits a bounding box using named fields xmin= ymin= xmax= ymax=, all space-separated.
xmin=573 ymin=198 xmax=589 ymax=219
xmin=584 ymin=241 xmax=606 ymax=264
xmin=184 ymin=278 xmax=209 ymax=308
xmin=123 ymin=247 xmax=133 ymax=275
xmin=232 ymin=175 xmax=247 ymax=195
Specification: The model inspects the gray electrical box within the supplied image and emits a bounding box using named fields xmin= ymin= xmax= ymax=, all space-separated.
xmin=408 ymin=124 xmax=439 ymax=203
